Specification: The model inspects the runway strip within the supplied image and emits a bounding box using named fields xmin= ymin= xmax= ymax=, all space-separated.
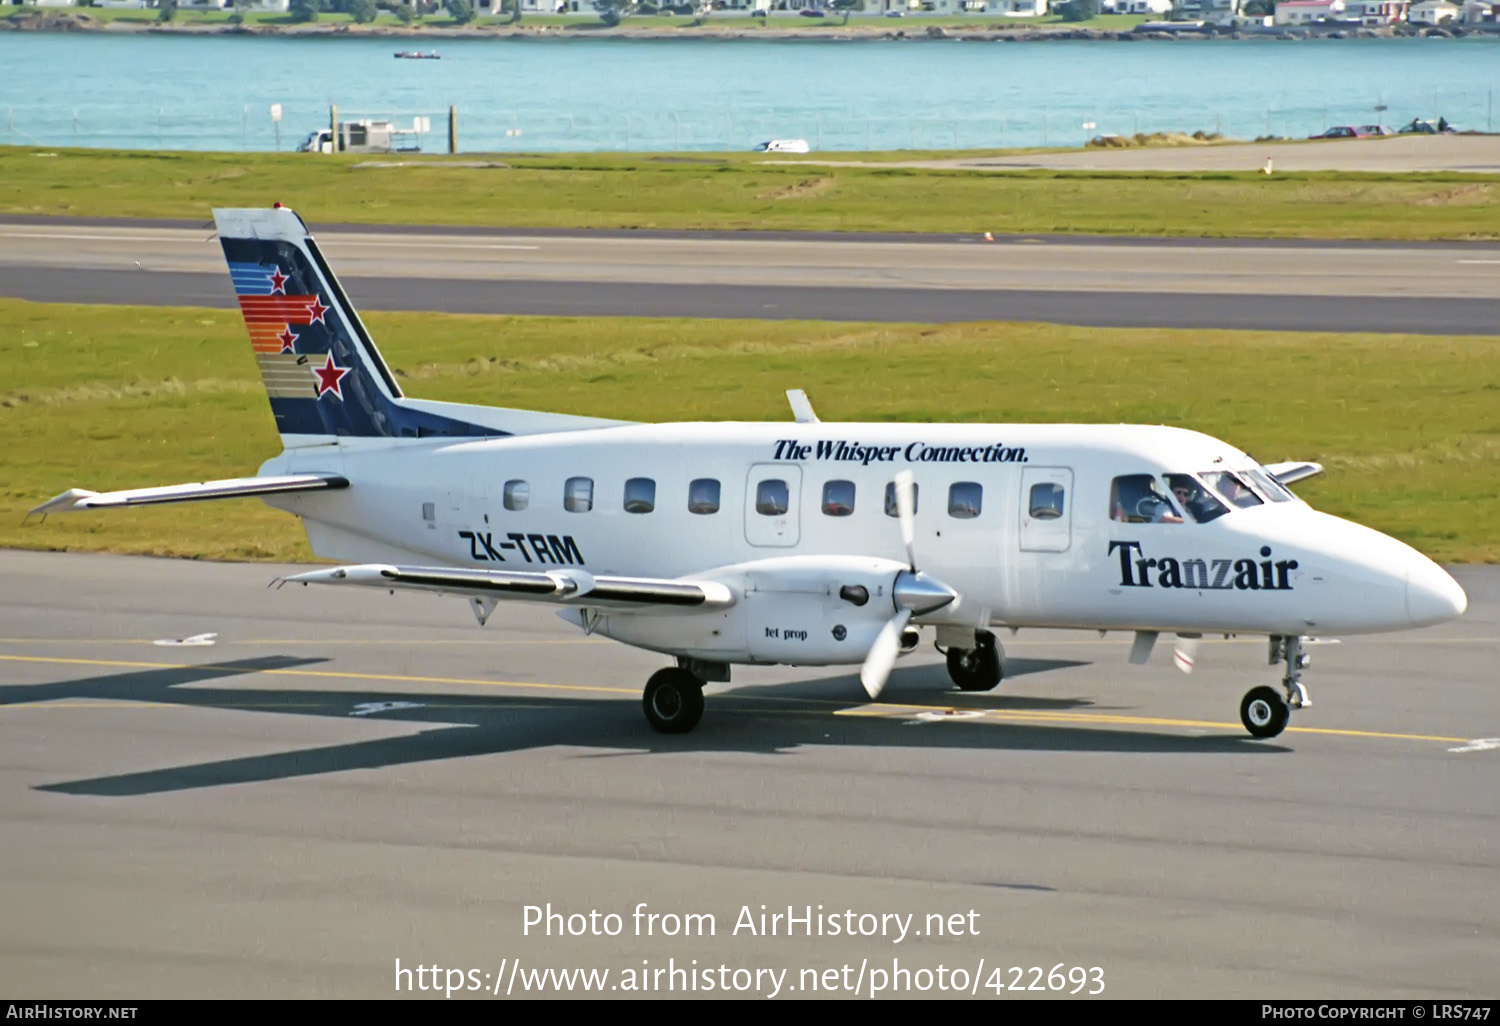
xmin=0 ymin=550 xmax=1495 ymax=998
xmin=4 ymin=220 xmax=1499 ymax=333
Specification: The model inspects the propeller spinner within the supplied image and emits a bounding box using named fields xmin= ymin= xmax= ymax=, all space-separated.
xmin=860 ymin=470 xmax=958 ymax=700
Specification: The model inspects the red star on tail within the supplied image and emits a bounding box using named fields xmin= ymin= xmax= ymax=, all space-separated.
xmin=276 ymin=327 xmax=297 ymax=353
xmin=268 ymin=270 xmax=288 ymax=295
xmin=305 ymin=297 xmax=329 ymax=324
xmin=312 ymin=353 xmax=350 ymax=400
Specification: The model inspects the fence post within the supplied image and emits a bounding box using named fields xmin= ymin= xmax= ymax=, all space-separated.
xmin=448 ymin=105 xmax=457 ymax=154
xmin=330 ymin=104 xmax=339 ymax=155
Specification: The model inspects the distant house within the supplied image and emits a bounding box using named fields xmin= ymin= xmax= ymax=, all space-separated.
xmin=1343 ymin=0 xmax=1409 ymax=21
xmin=1409 ymin=0 xmax=1460 ymax=19
xmin=1108 ymin=0 xmax=1172 ymax=11
xmin=980 ymin=0 xmax=1048 ymax=12
xmin=1460 ymin=0 xmax=1498 ymax=19
xmin=1177 ymin=0 xmax=1241 ymax=20
xmin=1274 ymin=0 xmax=1345 ymax=21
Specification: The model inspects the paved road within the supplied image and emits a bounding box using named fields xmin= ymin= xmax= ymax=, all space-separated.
xmin=1 ymin=550 xmax=1495 ymax=998
xmin=4 ymin=220 xmax=1499 ymax=334
xmin=784 ymin=134 xmax=1500 ymax=173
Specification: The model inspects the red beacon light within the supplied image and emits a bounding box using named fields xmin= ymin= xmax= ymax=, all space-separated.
xmin=273 ymin=202 xmax=284 ymax=209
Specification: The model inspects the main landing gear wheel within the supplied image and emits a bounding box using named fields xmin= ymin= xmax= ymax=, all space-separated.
xmin=1240 ymin=685 xmax=1290 ymax=739
xmin=642 ymin=667 xmax=705 ymax=734
xmin=946 ymin=631 xmax=1004 ymax=692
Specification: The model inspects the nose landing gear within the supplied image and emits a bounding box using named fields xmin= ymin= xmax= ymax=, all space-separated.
xmin=1239 ymin=635 xmax=1312 ymax=739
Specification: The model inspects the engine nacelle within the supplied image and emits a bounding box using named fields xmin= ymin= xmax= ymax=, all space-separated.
xmin=565 ymin=555 xmax=909 ymax=666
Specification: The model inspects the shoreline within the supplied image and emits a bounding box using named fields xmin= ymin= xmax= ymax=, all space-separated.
xmin=6 ymin=9 xmax=1500 ymax=41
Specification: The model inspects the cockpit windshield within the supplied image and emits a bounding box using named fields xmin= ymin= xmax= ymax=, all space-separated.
xmin=1200 ymin=471 xmax=1264 ymax=510
xmin=1241 ymin=466 xmax=1296 ymax=502
xmin=1110 ymin=470 xmax=1275 ymax=525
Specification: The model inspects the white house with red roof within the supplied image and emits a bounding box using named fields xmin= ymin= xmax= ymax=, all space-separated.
xmin=1344 ymin=0 xmax=1409 ymax=21
xmin=1275 ymin=0 xmax=1345 ymax=20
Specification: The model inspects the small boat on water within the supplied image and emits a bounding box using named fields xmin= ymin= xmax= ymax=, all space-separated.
xmin=394 ymin=51 xmax=441 ymax=59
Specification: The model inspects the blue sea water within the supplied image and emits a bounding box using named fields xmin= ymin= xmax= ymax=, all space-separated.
xmin=1 ymin=33 xmax=1497 ymax=153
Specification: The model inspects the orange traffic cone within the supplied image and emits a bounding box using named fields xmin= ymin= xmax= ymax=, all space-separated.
xmin=982 ymin=231 xmax=994 ymax=242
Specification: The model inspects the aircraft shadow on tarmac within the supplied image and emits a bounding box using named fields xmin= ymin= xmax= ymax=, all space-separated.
xmin=5 ymin=654 xmax=1287 ymax=798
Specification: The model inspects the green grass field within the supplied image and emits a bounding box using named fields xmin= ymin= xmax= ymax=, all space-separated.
xmin=4 ymin=298 xmax=1496 ymax=564
xmin=5 ymin=148 xmax=1500 ymax=239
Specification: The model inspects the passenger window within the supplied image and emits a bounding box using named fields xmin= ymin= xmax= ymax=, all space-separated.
xmin=948 ymin=482 xmax=982 ymax=519
xmin=623 ymin=477 xmax=655 ymax=514
xmin=1108 ymin=474 xmax=1178 ymax=524
xmin=822 ymin=480 xmax=855 ymax=517
xmin=1030 ymin=482 xmax=1066 ymax=520
xmin=756 ymin=479 xmax=789 ymax=516
xmin=1202 ymin=471 xmax=1264 ymax=510
xmin=1164 ymin=473 xmax=1227 ymax=524
xmin=563 ymin=476 xmax=593 ymax=513
xmin=688 ymin=478 xmax=720 ymax=515
xmin=884 ymin=481 xmax=918 ymax=517
xmin=503 ymin=479 xmax=529 ymax=511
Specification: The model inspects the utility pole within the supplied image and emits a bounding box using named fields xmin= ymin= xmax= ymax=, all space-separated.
xmin=330 ymin=103 xmax=339 ymax=154
xmin=448 ymin=105 xmax=457 ymax=154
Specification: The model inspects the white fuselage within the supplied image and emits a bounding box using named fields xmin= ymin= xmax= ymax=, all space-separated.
xmin=263 ymin=420 xmax=1463 ymax=660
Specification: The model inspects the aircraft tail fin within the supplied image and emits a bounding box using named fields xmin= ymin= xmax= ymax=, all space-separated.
xmin=213 ymin=206 xmax=628 ymax=448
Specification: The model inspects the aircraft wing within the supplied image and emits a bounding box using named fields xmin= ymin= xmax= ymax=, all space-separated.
xmin=29 ymin=474 xmax=349 ymax=516
xmin=1263 ymin=461 xmax=1324 ymax=486
xmin=276 ymin=564 xmax=735 ymax=616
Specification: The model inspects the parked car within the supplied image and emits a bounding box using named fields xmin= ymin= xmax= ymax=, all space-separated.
xmin=1356 ymin=124 xmax=1392 ymax=136
xmin=1309 ymin=126 xmax=1357 ymax=139
xmin=799 ymin=6 xmax=825 ymax=14
xmin=754 ymin=138 xmax=811 ymax=153
xmin=1399 ymin=118 xmax=1455 ymax=134
xmin=884 ymin=8 xmax=905 ymax=13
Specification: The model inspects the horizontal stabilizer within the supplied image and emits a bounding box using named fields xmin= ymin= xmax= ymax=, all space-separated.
xmin=1264 ymin=461 xmax=1324 ymax=486
xmin=276 ymin=564 xmax=736 ymax=613
xmin=29 ymin=474 xmax=348 ymax=516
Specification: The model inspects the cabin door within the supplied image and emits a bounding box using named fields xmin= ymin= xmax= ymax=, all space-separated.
xmin=1018 ymin=466 xmax=1073 ymax=553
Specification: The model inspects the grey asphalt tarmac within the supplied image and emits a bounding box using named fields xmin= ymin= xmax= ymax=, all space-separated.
xmin=791 ymin=134 xmax=1500 ymax=174
xmin=4 ymin=220 xmax=1499 ymax=334
xmin=1 ymin=550 xmax=1495 ymax=999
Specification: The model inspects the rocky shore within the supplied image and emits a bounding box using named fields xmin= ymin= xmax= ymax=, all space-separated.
xmin=3 ymin=8 xmax=1497 ymax=39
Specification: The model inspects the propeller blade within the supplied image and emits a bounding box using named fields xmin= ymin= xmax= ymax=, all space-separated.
xmin=1173 ymin=635 xmax=1200 ymax=675
xmin=894 ymin=469 xmax=917 ymax=570
xmin=861 ymin=607 xmax=913 ymax=700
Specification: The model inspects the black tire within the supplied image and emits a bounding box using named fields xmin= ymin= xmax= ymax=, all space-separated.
xmin=1240 ymin=685 xmax=1290 ymax=739
xmin=947 ymin=634 xmax=1003 ymax=692
xmin=642 ymin=667 xmax=704 ymax=734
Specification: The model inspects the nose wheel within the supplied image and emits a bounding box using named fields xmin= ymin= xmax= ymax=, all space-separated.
xmin=1240 ymin=686 xmax=1290 ymax=738
xmin=1239 ymin=635 xmax=1313 ymax=739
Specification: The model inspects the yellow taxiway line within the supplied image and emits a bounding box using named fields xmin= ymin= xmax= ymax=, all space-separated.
xmin=0 ymin=652 xmax=1475 ymax=747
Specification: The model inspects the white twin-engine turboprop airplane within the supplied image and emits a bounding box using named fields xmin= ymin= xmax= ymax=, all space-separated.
xmin=32 ymin=207 xmax=1468 ymax=740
